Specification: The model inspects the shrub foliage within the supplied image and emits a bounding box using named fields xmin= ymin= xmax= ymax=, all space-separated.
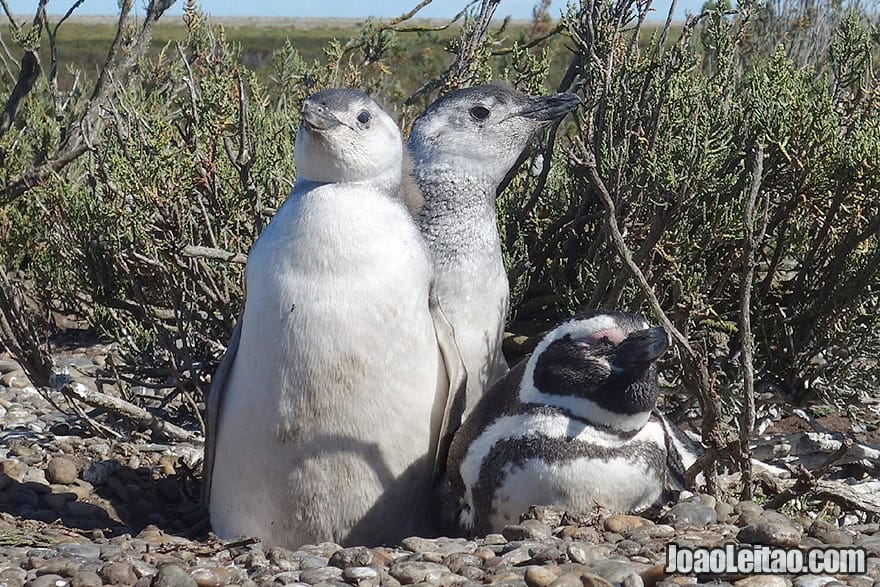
xmin=0 ymin=0 xmax=877 ymax=452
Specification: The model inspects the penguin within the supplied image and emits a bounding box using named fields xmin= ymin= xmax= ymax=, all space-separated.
xmin=438 ymin=309 xmax=695 ymax=536
xmin=202 ymin=89 xmax=465 ymax=548
xmin=408 ymin=84 xmax=580 ymax=417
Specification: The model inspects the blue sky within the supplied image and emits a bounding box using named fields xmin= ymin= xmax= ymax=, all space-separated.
xmin=8 ymin=0 xmax=705 ymax=21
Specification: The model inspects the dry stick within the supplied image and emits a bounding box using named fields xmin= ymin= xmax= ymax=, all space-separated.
xmin=580 ymin=145 xmax=723 ymax=493
xmin=61 ymin=382 xmax=201 ymax=443
xmin=739 ymin=142 xmax=764 ymax=501
xmin=396 ymin=0 xmax=479 ymax=33
xmin=491 ymin=22 xmax=564 ymax=55
xmin=182 ymin=245 xmax=248 ymax=265
xmin=763 ymin=438 xmax=853 ymax=511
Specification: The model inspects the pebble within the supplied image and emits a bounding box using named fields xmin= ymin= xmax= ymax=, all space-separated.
xmin=100 ymin=560 xmax=138 ymax=584
xmin=663 ymin=501 xmax=718 ymax=526
xmin=604 ymin=515 xmax=653 ymax=535
xmin=27 ymin=575 xmax=69 ymax=587
xmin=151 ymin=564 xmax=198 ymax=587
xmin=502 ymin=520 xmax=552 ymax=541
xmin=1 ymin=349 xmax=875 ymax=587
xmin=524 ymin=566 xmax=558 ymax=587
xmin=737 ymin=518 xmax=802 ymax=548
xmin=734 ymin=577 xmax=790 ymax=587
xmin=45 ymin=457 xmax=79 ymax=485
xmin=300 ymin=566 xmax=344 ymax=583
xmin=390 ymin=561 xmax=451 ymax=584
xmin=70 ymin=570 xmax=102 ymax=587
xmin=342 ymin=565 xmax=379 ymax=582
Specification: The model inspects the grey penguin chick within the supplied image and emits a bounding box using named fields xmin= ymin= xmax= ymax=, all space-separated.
xmin=202 ymin=89 xmax=464 ymax=548
xmin=408 ymin=84 xmax=579 ymax=417
xmin=439 ymin=309 xmax=696 ymax=536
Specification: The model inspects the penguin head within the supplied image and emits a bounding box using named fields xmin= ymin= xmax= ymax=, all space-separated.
xmin=522 ymin=310 xmax=669 ymax=433
xmin=295 ymin=89 xmax=403 ymax=184
xmin=407 ymin=83 xmax=579 ymax=184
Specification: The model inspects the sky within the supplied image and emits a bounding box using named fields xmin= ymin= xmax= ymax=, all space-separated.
xmin=6 ymin=0 xmax=706 ymax=21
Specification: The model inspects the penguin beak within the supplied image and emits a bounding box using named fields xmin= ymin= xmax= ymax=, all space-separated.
xmin=517 ymin=92 xmax=580 ymax=122
xmin=612 ymin=326 xmax=669 ymax=367
xmin=301 ymin=100 xmax=341 ymax=132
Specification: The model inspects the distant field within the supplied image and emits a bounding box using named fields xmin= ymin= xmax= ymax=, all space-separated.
xmin=0 ymin=15 xmax=672 ymax=93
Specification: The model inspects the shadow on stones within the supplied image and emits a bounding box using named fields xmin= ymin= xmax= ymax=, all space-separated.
xmin=0 ymin=453 xmax=206 ymax=539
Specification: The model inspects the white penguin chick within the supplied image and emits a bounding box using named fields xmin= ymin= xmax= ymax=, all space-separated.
xmin=408 ymin=84 xmax=580 ymax=417
xmin=202 ymin=89 xmax=464 ymax=548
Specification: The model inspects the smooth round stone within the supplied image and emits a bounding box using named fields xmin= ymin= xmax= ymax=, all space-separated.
xmin=341 ymin=566 xmax=379 ymax=582
xmin=502 ymin=520 xmax=552 ymax=541
xmin=663 ymin=502 xmax=718 ymax=526
xmin=300 ymin=542 xmax=342 ymax=559
xmin=458 ymin=566 xmax=485 ymax=581
xmin=501 ymin=546 xmax=536 ymax=565
xmin=329 ymin=547 xmax=374 ymax=568
xmin=0 ymin=567 xmax=27 ymax=584
xmin=734 ymin=576 xmax=790 ymax=587
xmin=560 ymin=526 xmax=601 ymax=543
xmin=151 ymin=564 xmax=198 ymax=587
xmin=529 ymin=547 xmax=563 ymax=564
xmin=100 ymin=561 xmax=137 ymax=585
xmin=45 ymin=457 xmax=79 ymax=485
xmin=70 ymin=570 xmax=102 ymax=587
xmin=35 ymin=557 xmax=79 ymax=577
xmin=808 ymin=520 xmax=842 ymax=545
xmin=604 ymin=515 xmax=653 ymax=535
xmin=389 ymin=561 xmax=450 ymax=584
xmin=548 ymin=573 xmax=583 ymax=587
xmin=793 ymin=576 xmax=838 ymax=587
xmin=300 ymin=566 xmax=344 ymax=584
xmin=579 ymin=576 xmax=614 ymax=587
xmin=524 ymin=565 xmax=558 ymax=587
xmin=737 ymin=520 xmax=802 ymax=548
xmin=482 ymin=534 xmax=507 ymax=545
xmin=190 ymin=566 xmax=235 ymax=587
xmin=442 ymin=553 xmax=483 ymax=574
xmin=26 ymin=574 xmax=68 ymax=587
xmin=587 ymin=560 xmax=644 ymax=585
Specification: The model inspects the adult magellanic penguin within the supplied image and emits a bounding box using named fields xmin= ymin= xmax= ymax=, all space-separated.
xmin=437 ymin=309 xmax=700 ymax=536
xmin=202 ymin=89 xmax=464 ymax=548
xmin=408 ymin=84 xmax=580 ymax=417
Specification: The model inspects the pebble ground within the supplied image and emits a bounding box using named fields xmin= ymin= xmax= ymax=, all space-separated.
xmin=1 ymin=350 xmax=878 ymax=587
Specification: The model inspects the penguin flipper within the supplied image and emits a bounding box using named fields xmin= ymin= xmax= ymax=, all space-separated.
xmin=429 ymin=294 xmax=468 ymax=487
xmin=201 ymin=308 xmax=244 ymax=510
xmin=654 ymin=409 xmax=704 ymax=491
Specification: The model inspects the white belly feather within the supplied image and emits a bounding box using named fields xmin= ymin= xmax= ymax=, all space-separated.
xmin=210 ymin=184 xmax=445 ymax=547
xmin=460 ymin=412 xmax=667 ymax=532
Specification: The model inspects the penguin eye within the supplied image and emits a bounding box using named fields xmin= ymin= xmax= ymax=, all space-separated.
xmin=357 ymin=110 xmax=371 ymax=125
xmin=470 ymin=105 xmax=490 ymax=121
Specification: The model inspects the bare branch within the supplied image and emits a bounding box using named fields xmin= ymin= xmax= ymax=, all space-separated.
xmin=182 ymin=245 xmax=248 ymax=265
xmin=61 ymin=382 xmax=201 ymax=443
xmin=738 ymin=142 xmax=764 ymax=501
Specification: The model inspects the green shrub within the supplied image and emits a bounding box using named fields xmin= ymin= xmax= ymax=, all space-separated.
xmin=0 ymin=0 xmax=876 ymax=434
